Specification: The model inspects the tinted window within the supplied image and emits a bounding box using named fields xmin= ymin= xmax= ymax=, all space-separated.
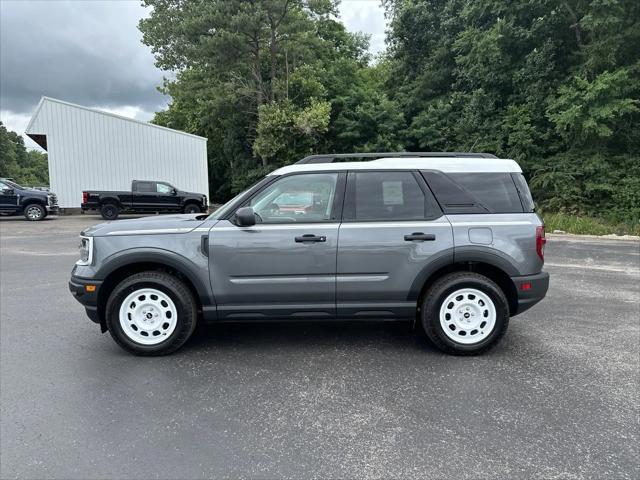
xmin=448 ymin=173 xmax=523 ymax=213
xmin=345 ymin=171 xmax=435 ymax=221
xmin=249 ymin=173 xmax=338 ymax=223
xmin=421 ymin=171 xmax=483 ymax=214
xmin=136 ymin=182 xmax=154 ymax=193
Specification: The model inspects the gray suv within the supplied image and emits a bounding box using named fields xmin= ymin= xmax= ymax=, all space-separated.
xmin=69 ymin=152 xmax=549 ymax=356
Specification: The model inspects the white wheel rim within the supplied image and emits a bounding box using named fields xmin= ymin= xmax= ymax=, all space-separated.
xmin=119 ymin=288 xmax=178 ymax=345
xmin=27 ymin=206 xmax=42 ymax=219
xmin=439 ymin=288 xmax=496 ymax=345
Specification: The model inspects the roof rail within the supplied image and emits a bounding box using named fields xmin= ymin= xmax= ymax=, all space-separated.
xmin=295 ymin=152 xmax=497 ymax=164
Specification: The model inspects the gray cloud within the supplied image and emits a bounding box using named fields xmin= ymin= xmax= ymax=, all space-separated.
xmin=0 ymin=0 xmax=167 ymax=115
xmin=0 ymin=0 xmax=387 ymax=131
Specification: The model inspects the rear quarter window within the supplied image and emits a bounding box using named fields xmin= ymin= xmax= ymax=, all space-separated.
xmin=422 ymin=171 xmax=524 ymax=214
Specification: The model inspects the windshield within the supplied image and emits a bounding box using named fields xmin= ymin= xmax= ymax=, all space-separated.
xmin=2 ymin=179 xmax=24 ymax=189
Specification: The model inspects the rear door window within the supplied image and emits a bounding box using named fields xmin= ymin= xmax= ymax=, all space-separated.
xmin=343 ymin=171 xmax=440 ymax=221
xmin=135 ymin=182 xmax=155 ymax=193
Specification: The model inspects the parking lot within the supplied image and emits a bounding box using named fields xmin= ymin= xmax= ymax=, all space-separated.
xmin=1 ymin=215 xmax=638 ymax=479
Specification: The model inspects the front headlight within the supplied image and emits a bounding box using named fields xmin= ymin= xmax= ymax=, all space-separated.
xmin=77 ymin=236 xmax=93 ymax=265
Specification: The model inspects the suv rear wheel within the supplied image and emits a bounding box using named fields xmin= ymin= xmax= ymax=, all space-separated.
xmin=105 ymin=271 xmax=198 ymax=355
xmin=421 ymin=272 xmax=509 ymax=355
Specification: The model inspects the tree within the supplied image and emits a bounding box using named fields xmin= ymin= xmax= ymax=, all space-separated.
xmin=0 ymin=122 xmax=49 ymax=186
xmin=384 ymin=0 xmax=640 ymax=222
xmin=140 ymin=0 xmax=372 ymax=197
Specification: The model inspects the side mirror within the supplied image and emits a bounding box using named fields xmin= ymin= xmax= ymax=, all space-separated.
xmin=3 ymin=188 xmax=14 ymax=195
xmin=171 ymin=188 xmax=177 ymax=195
xmin=234 ymin=206 xmax=256 ymax=227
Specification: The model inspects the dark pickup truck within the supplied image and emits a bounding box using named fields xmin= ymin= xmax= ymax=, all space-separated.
xmin=81 ymin=180 xmax=208 ymax=220
xmin=0 ymin=178 xmax=59 ymax=221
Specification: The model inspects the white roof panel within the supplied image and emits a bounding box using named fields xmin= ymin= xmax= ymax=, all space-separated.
xmin=270 ymin=157 xmax=522 ymax=175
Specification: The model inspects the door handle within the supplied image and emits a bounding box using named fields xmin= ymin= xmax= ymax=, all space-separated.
xmin=295 ymin=234 xmax=326 ymax=243
xmin=404 ymin=232 xmax=436 ymax=241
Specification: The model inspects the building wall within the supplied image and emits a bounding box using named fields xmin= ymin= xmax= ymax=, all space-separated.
xmin=27 ymin=98 xmax=208 ymax=208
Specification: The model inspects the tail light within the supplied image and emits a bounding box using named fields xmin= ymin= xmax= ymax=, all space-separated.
xmin=536 ymin=225 xmax=546 ymax=261
xmin=82 ymin=191 xmax=88 ymax=204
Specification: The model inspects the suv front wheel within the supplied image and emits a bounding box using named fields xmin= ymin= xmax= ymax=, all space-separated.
xmin=105 ymin=271 xmax=198 ymax=355
xmin=24 ymin=203 xmax=46 ymax=221
xmin=421 ymin=272 xmax=509 ymax=355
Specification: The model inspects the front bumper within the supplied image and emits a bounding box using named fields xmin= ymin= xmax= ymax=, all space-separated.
xmin=511 ymin=271 xmax=549 ymax=315
xmin=69 ymin=275 xmax=103 ymax=325
xmin=46 ymin=205 xmax=59 ymax=215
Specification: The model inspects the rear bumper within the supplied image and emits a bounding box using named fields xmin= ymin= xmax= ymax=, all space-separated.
xmin=69 ymin=275 xmax=103 ymax=325
xmin=511 ymin=271 xmax=549 ymax=316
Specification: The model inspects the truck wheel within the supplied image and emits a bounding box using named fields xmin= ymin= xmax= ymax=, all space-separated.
xmin=183 ymin=203 xmax=200 ymax=214
xmin=100 ymin=203 xmax=119 ymax=220
xmin=24 ymin=203 xmax=46 ymax=221
xmin=421 ymin=272 xmax=509 ymax=355
xmin=105 ymin=271 xmax=198 ymax=356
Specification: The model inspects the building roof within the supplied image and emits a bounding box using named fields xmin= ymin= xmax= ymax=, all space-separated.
xmin=270 ymin=156 xmax=522 ymax=175
xmin=25 ymin=96 xmax=207 ymax=141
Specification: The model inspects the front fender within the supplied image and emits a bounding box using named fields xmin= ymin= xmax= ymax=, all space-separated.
xmin=96 ymin=247 xmax=214 ymax=306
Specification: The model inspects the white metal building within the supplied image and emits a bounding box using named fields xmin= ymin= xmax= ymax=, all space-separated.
xmin=25 ymin=97 xmax=208 ymax=209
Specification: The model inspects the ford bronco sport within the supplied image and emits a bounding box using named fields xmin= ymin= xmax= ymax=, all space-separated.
xmin=69 ymin=152 xmax=549 ymax=356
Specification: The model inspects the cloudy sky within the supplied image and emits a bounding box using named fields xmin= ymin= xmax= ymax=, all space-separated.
xmin=0 ymin=0 xmax=386 ymax=150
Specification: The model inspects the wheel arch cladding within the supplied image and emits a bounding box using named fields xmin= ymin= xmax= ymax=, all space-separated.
xmin=415 ymin=259 xmax=518 ymax=316
xmin=22 ymin=198 xmax=47 ymax=208
xmin=95 ymin=249 xmax=212 ymax=329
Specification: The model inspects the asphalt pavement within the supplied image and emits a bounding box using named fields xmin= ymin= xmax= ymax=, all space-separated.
xmin=1 ymin=215 xmax=639 ymax=479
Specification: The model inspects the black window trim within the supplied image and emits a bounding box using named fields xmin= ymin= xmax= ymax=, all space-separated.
xmin=342 ymin=169 xmax=444 ymax=223
xmin=510 ymin=172 xmax=535 ymax=213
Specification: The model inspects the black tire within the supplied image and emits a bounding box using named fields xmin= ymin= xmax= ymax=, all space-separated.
xmin=23 ymin=203 xmax=46 ymax=221
xmin=100 ymin=203 xmax=119 ymax=220
xmin=105 ymin=271 xmax=198 ymax=356
xmin=421 ymin=272 xmax=509 ymax=355
xmin=183 ymin=203 xmax=201 ymax=214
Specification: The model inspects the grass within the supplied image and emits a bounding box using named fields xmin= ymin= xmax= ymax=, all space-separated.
xmin=541 ymin=212 xmax=640 ymax=236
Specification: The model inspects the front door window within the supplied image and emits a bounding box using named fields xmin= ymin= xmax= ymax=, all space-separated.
xmin=249 ymin=173 xmax=338 ymax=223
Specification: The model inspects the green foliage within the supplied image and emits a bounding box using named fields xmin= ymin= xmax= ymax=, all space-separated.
xmin=253 ymin=98 xmax=331 ymax=164
xmin=385 ymin=0 xmax=640 ymax=222
xmin=140 ymin=0 xmax=396 ymax=198
xmin=140 ymin=0 xmax=639 ymax=226
xmin=542 ymin=211 xmax=639 ymax=236
xmin=547 ymin=69 xmax=639 ymax=143
xmin=0 ymin=122 xmax=49 ymax=186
